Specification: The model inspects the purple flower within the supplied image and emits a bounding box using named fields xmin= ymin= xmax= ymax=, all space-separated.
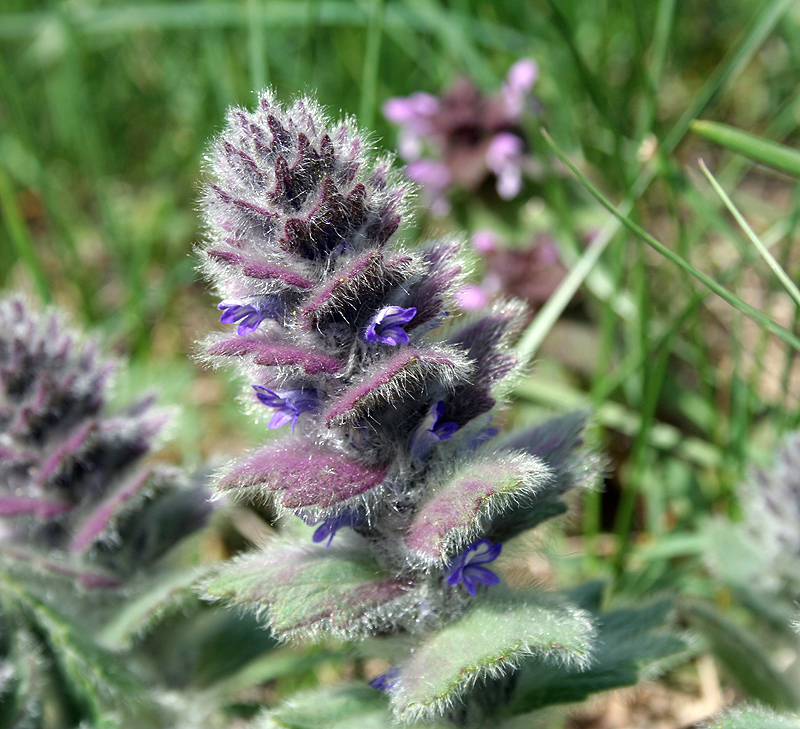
xmin=404 ymin=159 xmax=452 ymax=217
xmin=471 ymin=230 xmax=499 ymax=254
xmin=369 ymin=666 xmax=400 ymax=693
xmin=445 ymin=538 xmax=502 ymax=596
xmin=455 ymin=284 xmax=491 ymax=312
xmin=218 ymin=296 xmax=283 ymax=335
xmin=486 ymin=132 xmax=524 ymax=199
xmin=364 ymin=306 xmax=417 ymax=346
xmin=382 ymin=92 xmax=440 ymax=160
xmin=409 ymin=401 xmax=459 ymax=460
xmin=253 ymin=385 xmax=318 ymax=433
xmin=502 ymin=58 xmax=538 ymax=118
xmin=311 ymin=509 xmax=363 ymax=548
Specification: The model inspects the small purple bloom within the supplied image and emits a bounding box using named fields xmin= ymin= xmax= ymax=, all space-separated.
xmin=311 ymin=509 xmax=363 ymax=548
xmin=445 ymin=538 xmax=502 ymax=596
xmin=253 ymin=385 xmax=317 ymax=433
xmin=369 ymin=666 xmax=400 ymax=693
xmin=409 ymin=400 xmax=459 ymax=460
xmin=218 ymin=296 xmax=283 ymax=335
xmin=502 ymin=58 xmax=538 ymax=118
xmin=382 ymin=92 xmax=439 ymax=160
xmin=486 ymin=132 xmax=524 ymax=200
xmin=455 ymin=284 xmax=491 ymax=312
xmin=364 ymin=306 xmax=417 ymax=346
xmin=404 ymin=159 xmax=452 ymax=217
xmin=471 ymin=230 xmax=499 ymax=254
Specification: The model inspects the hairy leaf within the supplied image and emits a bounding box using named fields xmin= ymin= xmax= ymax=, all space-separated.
xmin=202 ymin=540 xmax=417 ymax=641
xmin=509 ymin=599 xmax=686 ymax=713
xmin=323 ymin=348 xmax=471 ymax=427
xmin=391 ymin=588 xmax=595 ymax=722
xmin=254 ymin=683 xmax=397 ymax=729
xmin=702 ymin=706 xmax=800 ymax=729
xmin=404 ymin=452 xmax=551 ymax=565
xmin=217 ymin=438 xmax=389 ymax=510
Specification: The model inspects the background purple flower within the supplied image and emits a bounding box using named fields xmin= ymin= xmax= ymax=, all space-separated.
xmin=445 ymin=538 xmax=502 ymax=596
xmin=383 ymin=58 xmax=539 ymax=213
xmin=502 ymin=58 xmax=539 ymax=117
xmin=486 ymin=132 xmax=525 ymax=199
xmin=457 ymin=230 xmax=566 ymax=314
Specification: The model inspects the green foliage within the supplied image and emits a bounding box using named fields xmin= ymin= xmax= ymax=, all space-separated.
xmin=0 ymin=572 xmax=160 ymax=729
xmin=509 ymin=598 xmax=686 ymax=714
xmin=253 ymin=683 xmax=398 ymax=729
xmin=203 ymin=539 xmax=417 ymax=641
xmin=692 ymin=120 xmax=800 ymax=178
xmin=684 ymin=601 xmax=799 ymax=710
xmin=703 ymin=706 xmax=800 ymax=729
xmin=391 ymin=588 xmax=595 ymax=723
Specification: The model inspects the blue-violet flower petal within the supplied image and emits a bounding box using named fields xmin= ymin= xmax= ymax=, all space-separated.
xmin=445 ymin=538 xmax=502 ymax=597
xmin=311 ymin=509 xmax=363 ymax=548
xmin=369 ymin=666 xmax=400 ymax=693
xmin=364 ymin=306 xmax=417 ymax=346
xmin=253 ymin=385 xmax=317 ymax=433
xmin=409 ymin=400 xmax=459 ymax=460
xmin=219 ymin=296 xmax=283 ymax=336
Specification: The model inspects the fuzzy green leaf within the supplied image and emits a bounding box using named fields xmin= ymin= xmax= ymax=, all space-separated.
xmin=98 ymin=567 xmax=208 ymax=649
xmin=704 ymin=706 xmax=800 ymax=729
xmin=404 ymin=452 xmax=551 ymax=565
xmin=0 ymin=573 xmax=159 ymax=727
xmin=0 ymin=625 xmax=43 ymax=729
xmin=211 ymin=644 xmax=340 ymax=696
xmin=391 ymin=588 xmax=595 ymax=723
xmin=685 ymin=601 xmax=800 ymax=708
xmin=691 ymin=120 xmax=800 ymax=178
xmin=202 ymin=539 xmax=417 ymax=641
xmin=254 ymin=683 xmax=396 ymax=729
xmin=705 ymin=519 xmax=797 ymax=629
xmin=509 ymin=599 xmax=685 ymax=713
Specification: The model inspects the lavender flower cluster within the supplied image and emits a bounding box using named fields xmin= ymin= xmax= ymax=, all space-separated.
xmin=199 ymin=91 xmax=599 ymax=723
xmin=384 ymin=59 xmax=539 ymax=215
xmin=457 ymin=229 xmax=567 ymax=314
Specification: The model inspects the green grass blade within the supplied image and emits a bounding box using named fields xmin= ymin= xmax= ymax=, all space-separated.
xmin=247 ymin=0 xmax=268 ymax=90
xmin=542 ymin=129 xmax=800 ymax=354
xmin=693 ymin=120 xmax=800 ymax=178
xmin=514 ymin=211 xmax=627 ymax=367
xmin=662 ymin=0 xmax=794 ymax=153
xmin=699 ymin=158 xmax=800 ymax=308
xmin=0 ymin=164 xmax=49 ymax=303
xmin=359 ymin=0 xmax=385 ymax=128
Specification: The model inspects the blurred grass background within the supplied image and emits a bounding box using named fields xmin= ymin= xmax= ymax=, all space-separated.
xmin=2 ymin=0 xmax=800 ymax=648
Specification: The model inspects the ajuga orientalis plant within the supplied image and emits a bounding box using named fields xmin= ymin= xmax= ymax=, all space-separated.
xmin=0 ymin=296 xmax=213 ymax=727
xmin=198 ymin=91 xmax=682 ymax=727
